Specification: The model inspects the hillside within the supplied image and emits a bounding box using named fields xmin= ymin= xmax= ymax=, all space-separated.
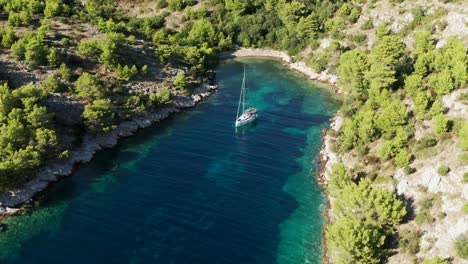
xmin=0 ymin=0 xmax=467 ymax=263
xmin=0 ymin=0 xmax=222 ymax=197
xmin=315 ymin=1 xmax=468 ymax=263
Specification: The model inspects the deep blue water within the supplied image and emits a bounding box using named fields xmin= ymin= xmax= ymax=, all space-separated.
xmin=0 ymin=59 xmax=338 ymax=264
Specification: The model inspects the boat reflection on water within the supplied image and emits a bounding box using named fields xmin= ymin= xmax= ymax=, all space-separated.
xmin=235 ymin=118 xmax=258 ymax=134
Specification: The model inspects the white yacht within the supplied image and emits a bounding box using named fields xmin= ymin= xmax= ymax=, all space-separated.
xmin=235 ymin=67 xmax=258 ymax=128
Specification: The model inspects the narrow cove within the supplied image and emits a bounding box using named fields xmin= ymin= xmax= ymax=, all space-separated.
xmin=0 ymin=58 xmax=338 ymax=264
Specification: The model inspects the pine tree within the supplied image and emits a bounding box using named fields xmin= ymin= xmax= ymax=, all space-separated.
xmin=395 ymin=149 xmax=410 ymax=167
xmin=337 ymin=50 xmax=369 ymax=98
xmin=434 ymin=114 xmax=448 ymax=135
xmin=75 ymin=73 xmax=104 ymax=99
xmin=414 ymin=92 xmax=429 ymax=119
xmin=25 ymin=37 xmax=47 ymax=67
xmin=413 ymin=30 xmax=435 ymax=57
xmin=82 ymin=99 xmax=116 ymax=133
xmin=2 ymin=28 xmax=17 ymax=48
xmin=47 ymin=47 xmax=61 ymax=67
xmin=173 ymin=71 xmax=187 ymax=90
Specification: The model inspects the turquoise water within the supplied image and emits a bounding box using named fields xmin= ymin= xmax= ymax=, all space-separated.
xmin=0 ymin=59 xmax=338 ymax=264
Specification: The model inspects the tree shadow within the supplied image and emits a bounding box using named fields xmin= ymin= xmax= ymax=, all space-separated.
xmin=0 ymin=60 xmax=40 ymax=88
xmin=400 ymin=194 xmax=416 ymax=223
xmin=383 ymin=194 xmax=416 ymax=262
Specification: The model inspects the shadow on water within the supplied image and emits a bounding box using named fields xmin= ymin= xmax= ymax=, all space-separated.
xmin=235 ymin=119 xmax=258 ymax=134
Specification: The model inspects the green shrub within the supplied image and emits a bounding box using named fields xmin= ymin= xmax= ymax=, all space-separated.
xmin=430 ymin=100 xmax=444 ymax=116
xmin=168 ymin=0 xmax=186 ymax=11
xmin=418 ymin=193 xmax=441 ymax=210
xmin=11 ymin=38 xmax=27 ymax=60
xmin=395 ymin=149 xmax=411 ymax=167
xmin=434 ymin=114 xmax=448 ymax=135
xmin=437 ymin=166 xmax=449 ymax=176
xmin=403 ymin=166 xmax=414 ymax=174
xmin=422 ymin=257 xmax=448 ymax=264
xmin=57 ymin=63 xmax=72 ymax=82
xmin=25 ymin=37 xmax=47 ymax=67
xmin=124 ymin=95 xmax=147 ymax=115
xmin=58 ymin=150 xmax=70 ymax=160
xmin=157 ymin=0 xmax=168 ymax=9
xmin=458 ymin=92 xmax=468 ymax=101
xmin=0 ymin=83 xmax=58 ymax=190
xmin=149 ymin=86 xmax=172 ymax=107
xmin=399 ymin=229 xmax=420 ymax=255
xmin=2 ymin=28 xmax=16 ymax=48
xmin=360 ymin=19 xmax=374 ymax=30
xmin=414 ymin=134 xmax=437 ymax=151
xmin=60 ymin=38 xmax=70 ymax=47
xmin=376 ymin=23 xmax=391 ymax=39
xmin=460 ymin=153 xmax=468 ymax=165
xmin=141 ymin=65 xmax=148 ymax=76
xmin=463 ymin=172 xmax=468 ymax=183
xmin=455 ymin=234 xmax=468 ymax=259
xmin=437 ymin=212 xmax=446 ymax=220
xmin=460 ymin=123 xmax=468 ymax=150
xmin=349 ymin=34 xmax=368 ymax=45
xmin=415 ymin=209 xmax=433 ymax=225
xmin=173 ymin=71 xmax=187 ymax=90
xmin=82 ymin=99 xmax=116 ymax=133
xmin=435 ymin=20 xmax=448 ymax=31
xmin=42 ymin=75 xmax=62 ymax=93
xmin=74 ymin=73 xmax=104 ymax=99
xmin=47 ymin=47 xmax=61 ymax=68
xmin=116 ymin=64 xmax=138 ymax=81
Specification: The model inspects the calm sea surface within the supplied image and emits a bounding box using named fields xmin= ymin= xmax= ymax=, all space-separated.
xmin=0 ymin=59 xmax=338 ymax=264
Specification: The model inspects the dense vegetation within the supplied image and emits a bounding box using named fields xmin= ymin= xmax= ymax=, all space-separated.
xmin=0 ymin=83 xmax=60 ymax=191
xmin=327 ymin=164 xmax=406 ymax=263
xmin=0 ymin=0 xmax=227 ymax=188
xmin=0 ymin=0 xmax=466 ymax=263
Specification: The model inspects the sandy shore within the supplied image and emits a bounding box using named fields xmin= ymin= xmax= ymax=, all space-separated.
xmin=0 ymin=83 xmax=218 ymax=214
xmin=219 ymin=48 xmax=341 ymax=93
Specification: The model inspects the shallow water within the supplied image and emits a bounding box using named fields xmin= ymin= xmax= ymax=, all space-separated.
xmin=0 ymin=59 xmax=338 ymax=264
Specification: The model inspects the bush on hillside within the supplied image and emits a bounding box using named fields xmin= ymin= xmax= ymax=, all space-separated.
xmin=437 ymin=166 xmax=449 ymax=176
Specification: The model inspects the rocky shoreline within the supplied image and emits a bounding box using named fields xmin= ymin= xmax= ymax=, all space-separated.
xmin=318 ymin=114 xmax=343 ymax=264
xmin=0 ymin=83 xmax=218 ymax=214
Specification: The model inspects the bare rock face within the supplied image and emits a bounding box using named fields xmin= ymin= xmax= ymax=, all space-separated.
xmin=321 ymin=115 xmax=344 ymax=180
xmin=172 ymin=95 xmax=196 ymax=108
xmin=45 ymin=95 xmax=84 ymax=126
xmin=192 ymin=83 xmax=218 ymax=103
xmin=0 ymin=180 xmax=49 ymax=208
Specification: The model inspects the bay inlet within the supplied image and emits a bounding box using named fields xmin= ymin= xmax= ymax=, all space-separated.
xmin=0 ymin=59 xmax=338 ymax=264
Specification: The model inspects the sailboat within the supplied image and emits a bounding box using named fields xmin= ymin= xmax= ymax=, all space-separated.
xmin=235 ymin=67 xmax=258 ymax=128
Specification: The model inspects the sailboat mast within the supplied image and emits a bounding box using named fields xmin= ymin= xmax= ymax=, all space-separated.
xmin=236 ymin=67 xmax=246 ymax=119
xmin=242 ymin=66 xmax=246 ymax=114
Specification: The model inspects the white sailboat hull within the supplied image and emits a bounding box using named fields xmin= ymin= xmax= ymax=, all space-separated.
xmin=235 ymin=108 xmax=258 ymax=127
